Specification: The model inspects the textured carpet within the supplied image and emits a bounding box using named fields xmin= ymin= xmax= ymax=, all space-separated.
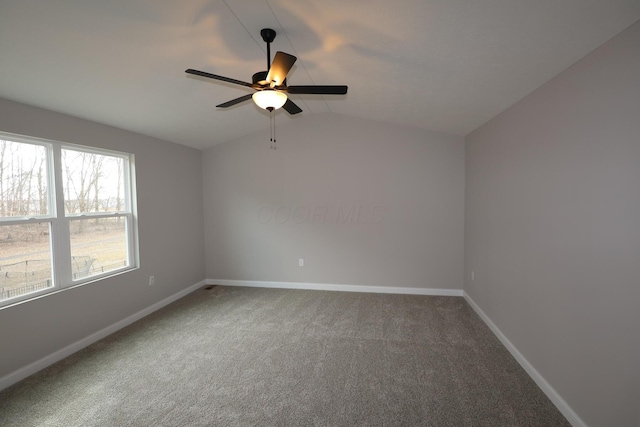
xmin=0 ymin=286 xmax=570 ymax=426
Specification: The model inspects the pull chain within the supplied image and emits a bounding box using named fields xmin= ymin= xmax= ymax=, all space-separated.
xmin=269 ymin=110 xmax=277 ymax=150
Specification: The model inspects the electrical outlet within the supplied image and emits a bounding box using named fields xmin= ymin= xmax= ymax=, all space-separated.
xmin=149 ymin=275 xmax=155 ymax=286
xmin=471 ymin=271 xmax=475 ymax=281
xmin=298 ymin=258 xmax=304 ymax=267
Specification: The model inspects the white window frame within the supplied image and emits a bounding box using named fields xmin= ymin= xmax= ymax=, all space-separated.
xmin=0 ymin=131 xmax=139 ymax=309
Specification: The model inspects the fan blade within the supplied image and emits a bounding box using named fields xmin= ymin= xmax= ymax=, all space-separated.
xmin=186 ymin=69 xmax=253 ymax=88
xmin=216 ymin=94 xmax=253 ymax=108
xmin=282 ymin=99 xmax=302 ymax=115
xmin=266 ymin=52 xmax=297 ymax=86
xmin=286 ymin=85 xmax=348 ymax=95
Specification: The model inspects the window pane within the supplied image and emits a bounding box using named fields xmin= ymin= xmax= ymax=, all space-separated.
xmin=62 ymin=149 xmax=125 ymax=214
xmin=69 ymin=217 xmax=128 ymax=280
xmin=0 ymin=223 xmax=53 ymax=302
xmin=0 ymin=139 xmax=49 ymax=218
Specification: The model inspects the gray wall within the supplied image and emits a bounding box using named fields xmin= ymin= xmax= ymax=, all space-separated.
xmin=0 ymin=98 xmax=205 ymax=378
xmin=203 ymin=113 xmax=465 ymax=290
xmin=465 ymin=22 xmax=640 ymax=427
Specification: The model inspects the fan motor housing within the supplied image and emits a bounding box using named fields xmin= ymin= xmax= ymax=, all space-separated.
xmin=252 ymin=71 xmax=268 ymax=85
xmin=252 ymin=71 xmax=286 ymax=87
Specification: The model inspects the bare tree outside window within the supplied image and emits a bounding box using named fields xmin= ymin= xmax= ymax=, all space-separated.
xmin=0 ymin=140 xmax=48 ymax=218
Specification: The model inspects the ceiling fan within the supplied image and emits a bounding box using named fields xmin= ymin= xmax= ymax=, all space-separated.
xmin=186 ymin=28 xmax=348 ymax=115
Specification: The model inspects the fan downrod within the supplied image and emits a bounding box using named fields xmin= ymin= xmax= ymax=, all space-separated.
xmin=261 ymin=28 xmax=276 ymax=70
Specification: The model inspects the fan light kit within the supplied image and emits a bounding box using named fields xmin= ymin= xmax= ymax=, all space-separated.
xmin=252 ymin=89 xmax=288 ymax=111
xmin=186 ymin=28 xmax=348 ymax=147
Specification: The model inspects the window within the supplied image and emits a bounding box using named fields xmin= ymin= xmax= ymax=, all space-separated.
xmin=0 ymin=132 xmax=138 ymax=307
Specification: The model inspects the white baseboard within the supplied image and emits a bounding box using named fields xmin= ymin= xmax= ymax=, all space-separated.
xmin=463 ymin=292 xmax=586 ymax=427
xmin=207 ymin=278 xmax=463 ymax=296
xmin=0 ymin=280 xmax=206 ymax=392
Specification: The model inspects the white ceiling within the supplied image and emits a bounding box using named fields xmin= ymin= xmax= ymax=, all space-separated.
xmin=1 ymin=1 xmax=639 ymax=150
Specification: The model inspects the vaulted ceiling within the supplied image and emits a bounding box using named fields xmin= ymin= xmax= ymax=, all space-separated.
xmin=1 ymin=1 xmax=639 ymax=149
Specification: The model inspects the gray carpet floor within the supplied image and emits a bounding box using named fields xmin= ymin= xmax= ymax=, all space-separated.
xmin=0 ymin=286 xmax=570 ymax=426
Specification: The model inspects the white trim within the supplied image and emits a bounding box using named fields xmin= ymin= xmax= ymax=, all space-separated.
xmin=0 ymin=280 xmax=206 ymax=392
xmin=207 ymin=279 xmax=463 ymax=296
xmin=463 ymin=292 xmax=586 ymax=427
